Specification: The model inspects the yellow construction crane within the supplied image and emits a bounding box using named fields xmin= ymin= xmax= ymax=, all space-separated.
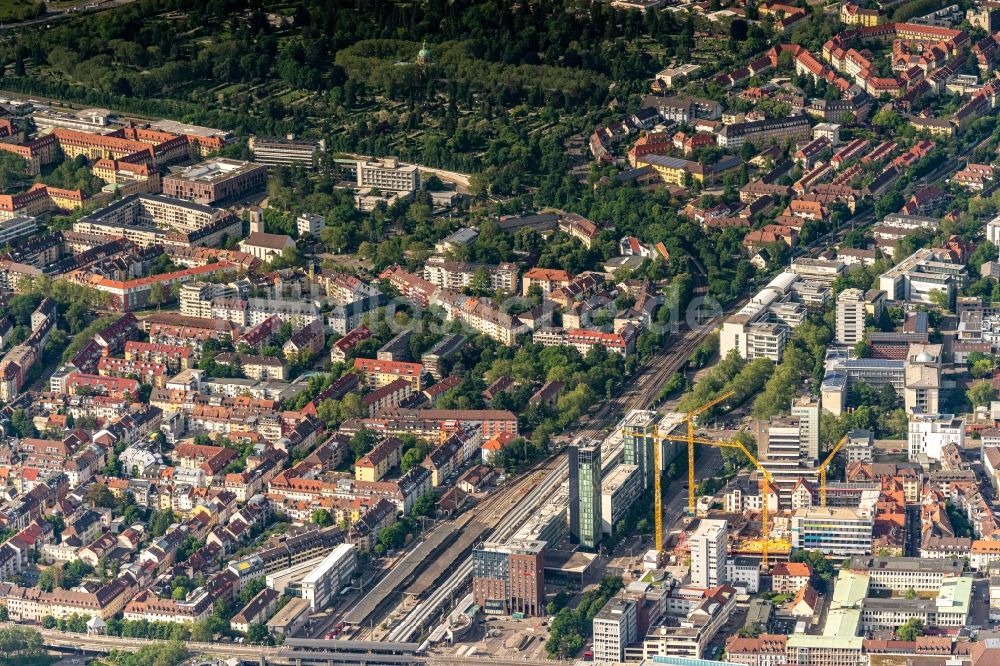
xmin=624 ymin=392 xmax=734 ymax=557
xmin=685 ymin=391 xmax=735 ymax=516
xmin=818 ymin=435 xmax=850 ymax=508
xmin=658 ymin=432 xmax=778 ymax=567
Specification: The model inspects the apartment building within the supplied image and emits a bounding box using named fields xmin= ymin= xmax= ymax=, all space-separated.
xmin=0 ymin=216 xmax=36 ymax=245
xmin=423 ymin=255 xmax=518 ymax=292
xmin=124 ymin=341 xmax=191 ymax=372
xmin=593 ymin=598 xmax=638 ymax=663
xmin=296 ymin=213 xmax=324 ymax=237
xmin=77 ymin=262 xmax=237 ymax=312
xmin=362 ymin=378 xmax=412 ymax=417
xmin=835 ymin=288 xmax=866 ymax=345
xmin=354 ymin=436 xmax=405 ymax=482
xmin=521 ymin=267 xmax=572 ymax=295
xmin=790 ymin=506 xmax=874 ymax=556
xmin=432 ymin=290 xmax=525 ymax=346
xmin=214 ymin=353 xmax=288 ymax=381
xmin=573 ymin=326 xmax=640 ymax=357
xmin=357 ymin=408 xmax=517 ymax=440
xmin=162 ymin=158 xmax=267 ymax=205
xmin=690 ymin=519 xmax=728 ymax=588
xmin=248 ymin=135 xmax=323 ymax=169
xmin=353 ymin=358 xmax=425 ymax=392
xmin=908 ymin=413 xmax=964 ymax=461
xmin=380 ymin=265 xmax=438 ymax=308
xmin=771 ymin=561 xmax=812 ymax=595
xmin=356 ymin=157 xmax=420 ymax=192
xmin=472 ymin=540 xmax=546 ymax=617
xmin=97 ymin=356 xmax=167 ymax=387
xmin=716 ymin=115 xmax=812 ymax=149
xmin=420 ymin=334 xmax=467 ymax=380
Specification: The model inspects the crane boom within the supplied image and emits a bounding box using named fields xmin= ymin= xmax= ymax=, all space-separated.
xmin=658 ymin=431 xmax=774 ymax=566
xmin=690 ymin=391 xmax=735 ymax=419
xmin=685 ymin=391 xmax=734 ymax=516
xmin=818 ymin=435 xmax=850 ymax=508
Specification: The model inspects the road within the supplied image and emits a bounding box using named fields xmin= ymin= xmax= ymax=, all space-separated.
xmin=0 ymin=0 xmax=135 ymax=32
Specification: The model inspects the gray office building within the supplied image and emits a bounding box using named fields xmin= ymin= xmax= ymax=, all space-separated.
xmin=569 ymin=437 xmax=603 ymax=550
xmin=621 ymin=410 xmax=657 ymax=490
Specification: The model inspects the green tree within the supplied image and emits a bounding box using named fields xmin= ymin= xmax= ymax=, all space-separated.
xmin=927 ymin=289 xmax=951 ymax=311
xmin=0 ymin=626 xmax=43 ymax=657
xmin=898 ymin=617 xmax=924 ymax=641
xmin=412 ymin=492 xmax=436 ymax=518
xmin=0 ymin=151 xmax=28 ymax=192
xmin=246 ymin=623 xmax=269 ymax=643
xmin=968 ymin=381 xmax=997 ymax=408
xmin=85 ymin=483 xmax=116 ymax=508
xmin=38 ymin=568 xmax=58 ymax=592
xmin=311 ymin=509 xmax=334 ymax=527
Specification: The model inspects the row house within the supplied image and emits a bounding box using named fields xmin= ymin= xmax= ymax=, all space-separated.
xmin=352 ymin=408 xmax=518 ymax=440
xmin=97 ymin=356 xmax=167 ymax=387
xmin=331 ymin=325 xmax=372 ymax=363
xmin=145 ymin=313 xmax=239 ymax=353
xmin=379 ymin=265 xmax=438 ymax=308
xmin=362 ymin=378 xmax=413 ymax=419
xmin=354 ymin=358 xmax=425 ymax=392
xmin=0 ymin=575 xmax=134 ymax=621
xmin=422 ymin=426 xmax=484 ymax=486
xmin=124 ymin=341 xmax=192 ymax=372
xmin=283 ymin=319 xmax=325 ymax=360
xmin=432 ymin=289 xmax=526 ymax=345
xmin=532 ymin=325 xmax=639 ymax=357
xmin=346 ymin=499 xmax=397 ymax=552
xmin=831 ymin=138 xmax=871 ymax=169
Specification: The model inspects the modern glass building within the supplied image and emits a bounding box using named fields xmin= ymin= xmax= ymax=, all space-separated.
xmin=569 ymin=437 xmax=603 ymax=549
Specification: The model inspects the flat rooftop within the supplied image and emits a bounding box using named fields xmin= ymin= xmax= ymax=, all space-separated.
xmin=848 ymin=555 xmax=963 ymax=574
xmin=151 ymin=119 xmax=231 ymax=139
xmin=169 ymin=158 xmax=262 ymax=183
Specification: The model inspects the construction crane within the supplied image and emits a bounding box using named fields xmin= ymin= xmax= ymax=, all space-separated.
xmin=684 ymin=391 xmax=735 ymax=516
xmin=818 ymin=434 xmax=850 ymax=508
xmin=658 ymin=432 xmax=778 ymax=567
xmin=624 ymin=392 xmax=734 ymax=557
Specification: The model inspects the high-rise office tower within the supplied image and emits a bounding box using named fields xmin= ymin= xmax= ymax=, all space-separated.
xmin=569 ymin=437 xmax=603 ymax=550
